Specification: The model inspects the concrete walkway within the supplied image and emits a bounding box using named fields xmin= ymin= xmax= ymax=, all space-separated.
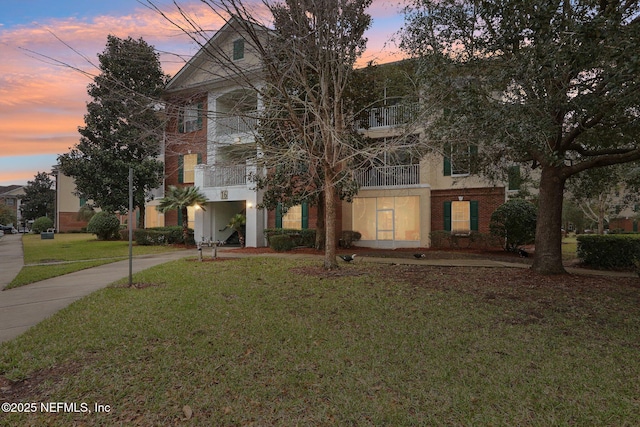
xmin=0 ymin=235 xmax=636 ymax=344
xmin=0 ymin=235 xmax=198 ymax=344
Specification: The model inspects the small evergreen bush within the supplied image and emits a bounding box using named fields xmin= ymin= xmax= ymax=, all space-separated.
xmin=489 ymin=199 xmax=537 ymax=251
xmin=340 ymin=230 xmax=362 ymax=248
xmin=87 ymin=212 xmax=121 ymax=240
xmin=269 ymin=234 xmax=295 ymax=251
xmin=32 ymin=216 xmax=54 ymax=234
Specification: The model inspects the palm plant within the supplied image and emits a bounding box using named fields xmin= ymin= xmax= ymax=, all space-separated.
xmin=228 ymin=213 xmax=246 ymax=247
xmin=157 ymin=186 xmax=207 ymax=245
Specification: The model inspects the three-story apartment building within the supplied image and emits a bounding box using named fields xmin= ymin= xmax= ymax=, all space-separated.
xmin=163 ymin=19 xmax=510 ymax=248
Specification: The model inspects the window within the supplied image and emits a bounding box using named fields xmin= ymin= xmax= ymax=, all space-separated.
xmin=282 ymin=205 xmax=302 ymax=230
xmin=275 ymin=202 xmax=309 ymax=229
xmin=179 ymin=153 xmax=202 ymax=184
xmin=179 ymin=103 xmax=203 ymax=133
xmin=5 ymin=198 xmax=15 ymax=206
xmin=444 ymin=143 xmax=477 ymax=176
xmin=233 ymin=39 xmax=245 ymax=60
xmin=451 ymin=201 xmax=470 ymax=232
xmin=352 ymin=196 xmax=420 ymax=241
xmin=444 ymin=200 xmax=479 ymax=233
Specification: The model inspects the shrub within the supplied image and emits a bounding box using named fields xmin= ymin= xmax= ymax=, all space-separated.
xmin=577 ymin=234 xmax=640 ymax=269
xmin=429 ymin=230 xmax=452 ymax=248
xmin=32 ymin=216 xmax=54 ymax=234
xmin=265 ymin=228 xmax=316 ymax=248
xmin=87 ymin=212 xmax=121 ymax=240
xmin=489 ymin=199 xmax=537 ymax=252
xmin=269 ymin=234 xmax=295 ymax=252
xmin=340 ymin=230 xmax=362 ymax=248
xmin=135 ymin=227 xmax=194 ymax=246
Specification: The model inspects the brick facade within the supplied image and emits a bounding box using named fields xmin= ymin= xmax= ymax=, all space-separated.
xmin=430 ymin=187 xmax=505 ymax=234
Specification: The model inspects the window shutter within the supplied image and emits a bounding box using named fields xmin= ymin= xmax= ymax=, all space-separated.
xmin=197 ymin=153 xmax=202 ymax=165
xmin=178 ymin=155 xmax=184 ymax=184
xmin=443 ymin=201 xmax=452 ymax=231
xmin=469 ymin=145 xmax=479 ymax=174
xmin=178 ymin=109 xmax=185 ymax=133
xmin=301 ymin=202 xmax=309 ymax=229
xmin=633 ymin=220 xmax=638 ymax=233
xmin=233 ymin=39 xmax=245 ymax=60
xmin=275 ymin=203 xmax=283 ymax=228
xmin=470 ymin=201 xmax=479 ymax=231
xmin=443 ymin=144 xmax=452 ymax=176
xmin=177 ymin=209 xmax=183 ymax=227
xmin=197 ymin=102 xmax=203 ymax=130
xmin=508 ymin=165 xmax=521 ymax=190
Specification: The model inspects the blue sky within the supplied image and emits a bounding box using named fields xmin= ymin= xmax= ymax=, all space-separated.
xmin=0 ymin=0 xmax=406 ymax=186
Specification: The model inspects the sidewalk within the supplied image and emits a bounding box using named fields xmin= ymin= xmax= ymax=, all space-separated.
xmin=0 ymin=236 xmax=198 ymax=343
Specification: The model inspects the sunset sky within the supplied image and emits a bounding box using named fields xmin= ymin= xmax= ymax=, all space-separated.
xmin=0 ymin=0 xmax=407 ymax=186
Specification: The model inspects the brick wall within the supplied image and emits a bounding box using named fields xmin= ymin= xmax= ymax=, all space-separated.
xmin=431 ymin=187 xmax=505 ymax=234
xmin=57 ymin=212 xmax=89 ymax=232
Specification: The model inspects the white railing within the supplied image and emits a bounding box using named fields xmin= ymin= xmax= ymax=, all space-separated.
xmin=203 ymin=164 xmax=247 ymax=187
xmin=216 ymin=112 xmax=258 ymax=136
xmin=357 ymin=103 xmax=418 ymax=129
xmin=354 ymin=164 xmax=420 ymax=187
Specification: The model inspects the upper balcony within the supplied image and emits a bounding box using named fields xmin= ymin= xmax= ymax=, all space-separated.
xmin=216 ymin=112 xmax=258 ymax=137
xmin=354 ymin=164 xmax=420 ymax=188
xmin=202 ymin=164 xmax=248 ymax=187
xmin=356 ymin=103 xmax=419 ymax=130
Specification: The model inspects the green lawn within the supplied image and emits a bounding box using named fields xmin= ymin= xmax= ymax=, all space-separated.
xmin=0 ymin=257 xmax=638 ymax=425
xmin=5 ymin=233 xmax=182 ymax=289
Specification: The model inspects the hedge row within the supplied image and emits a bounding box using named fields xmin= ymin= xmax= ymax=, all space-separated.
xmin=577 ymin=234 xmax=640 ymax=269
xmin=134 ymin=226 xmax=195 ymax=246
xmin=264 ymin=229 xmax=362 ymax=251
xmin=264 ymin=228 xmax=316 ymax=248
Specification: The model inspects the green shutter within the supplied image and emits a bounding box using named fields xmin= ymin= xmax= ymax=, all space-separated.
xmin=470 ymin=201 xmax=479 ymax=231
xmin=443 ymin=144 xmax=451 ymax=176
xmin=508 ymin=165 xmax=521 ymax=190
xmin=178 ymin=109 xmax=184 ymax=133
xmin=275 ymin=203 xmax=283 ymax=228
xmin=469 ymin=145 xmax=479 ymax=174
xmin=197 ymin=102 xmax=203 ymax=130
xmin=443 ymin=201 xmax=452 ymax=231
xmin=301 ymin=202 xmax=309 ymax=229
xmin=197 ymin=153 xmax=202 ymax=165
xmin=178 ymin=155 xmax=184 ymax=184
xmin=177 ymin=209 xmax=183 ymax=227
xmin=79 ymin=197 xmax=86 ymax=207
xmin=633 ymin=220 xmax=638 ymax=233
xmin=233 ymin=39 xmax=245 ymax=60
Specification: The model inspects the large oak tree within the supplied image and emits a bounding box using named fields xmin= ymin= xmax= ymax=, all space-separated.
xmin=402 ymin=0 xmax=640 ymax=274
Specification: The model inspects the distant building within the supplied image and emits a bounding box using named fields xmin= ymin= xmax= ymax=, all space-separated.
xmin=0 ymin=185 xmax=25 ymax=227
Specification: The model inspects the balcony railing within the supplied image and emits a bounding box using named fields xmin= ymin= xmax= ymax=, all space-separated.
xmin=354 ymin=164 xmax=420 ymax=188
xmin=357 ymin=103 xmax=418 ymax=130
xmin=203 ymin=164 xmax=247 ymax=187
xmin=216 ymin=112 xmax=258 ymax=136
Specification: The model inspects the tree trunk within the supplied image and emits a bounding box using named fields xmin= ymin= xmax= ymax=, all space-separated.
xmin=323 ymin=168 xmax=338 ymax=269
xmin=532 ymin=166 xmax=567 ymax=275
xmin=315 ymin=192 xmax=326 ymax=250
xmin=138 ymin=204 xmax=146 ymax=229
xmin=182 ymin=207 xmax=189 ymax=246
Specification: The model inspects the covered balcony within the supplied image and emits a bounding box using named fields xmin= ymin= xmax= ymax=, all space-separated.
xmin=201 ymin=164 xmax=248 ymax=188
xmin=357 ymin=103 xmax=419 ymax=130
xmin=354 ymin=164 xmax=420 ymax=188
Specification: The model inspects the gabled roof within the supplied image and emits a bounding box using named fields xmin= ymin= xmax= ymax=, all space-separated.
xmin=165 ymin=16 xmax=267 ymax=94
xmin=0 ymin=185 xmax=23 ymax=197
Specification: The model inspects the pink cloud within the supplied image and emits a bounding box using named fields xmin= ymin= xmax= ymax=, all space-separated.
xmin=0 ymin=0 xmax=404 ymax=183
